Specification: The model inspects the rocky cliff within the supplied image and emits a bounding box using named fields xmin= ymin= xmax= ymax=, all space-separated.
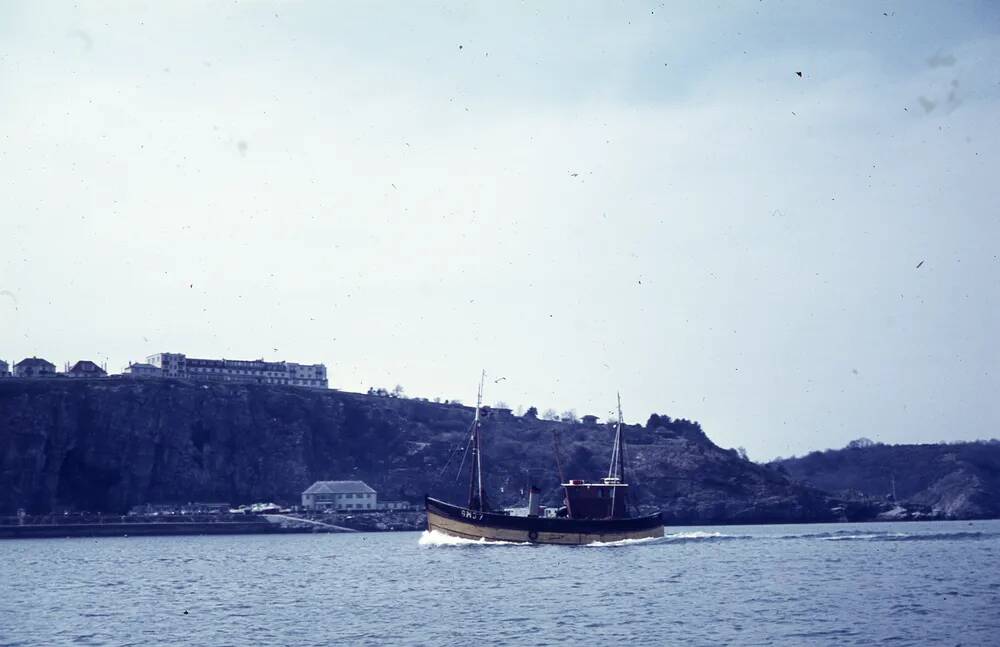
xmin=772 ymin=442 xmax=1000 ymax=519
xmin=1 ymin=378 xmax=838 ymax=523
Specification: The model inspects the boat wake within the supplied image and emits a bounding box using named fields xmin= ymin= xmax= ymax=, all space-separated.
xmin=779 ymin=529 xmax=996 ymax=543
xmin=663 ymin=530 xmax=754 ymax=544
xmin=586 ymin=530 xmax=752 ymax=547
xmin=585 ymin=535 xmax=667 ymax=547
xmin=417 ymin=530 xmax=529 ymax=547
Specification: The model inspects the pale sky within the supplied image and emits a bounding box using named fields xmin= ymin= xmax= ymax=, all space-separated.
xmin=1 ymin=1 xmax=998 ymax=460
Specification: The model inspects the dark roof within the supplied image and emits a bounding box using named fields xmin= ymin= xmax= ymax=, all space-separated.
xmin=125 ymin=363 xmax=158 ymax=370
xmin=15 ymin=357 xmax=54 ymax=369
xmin=302 ymin=480 xmax=376 ymax=495
xmin=68 ymin=360 xmax=106 ymax=375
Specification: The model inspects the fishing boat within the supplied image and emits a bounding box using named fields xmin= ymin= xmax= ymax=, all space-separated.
xmin=425 ymin=374 xmax=664 ymax=545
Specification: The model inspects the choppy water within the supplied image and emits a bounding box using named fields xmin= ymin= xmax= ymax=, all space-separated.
xmin=2 ymin=520 xmax=999 ymax=646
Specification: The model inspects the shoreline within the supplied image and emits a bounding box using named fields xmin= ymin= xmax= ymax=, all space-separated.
xmin=0 ymin=521 xmax=339 ymax=540
xmin=2 ymin=515 xmax=994 ymax=541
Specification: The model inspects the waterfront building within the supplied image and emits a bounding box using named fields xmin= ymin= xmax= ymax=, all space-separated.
xmin=65 ymin=360 xmax=107 ymax=378
xmin=302 ymin=481 xmax=377 ymax=511
xmin=146 ymin=352 xmax=328 ymax=389
xmin=0 ymin=359 xmax=9 ymax=377
xmin=122 ymin=362 xmax=163 ymax=378
xmin=13 ymin=357 xmax=56 ymax=378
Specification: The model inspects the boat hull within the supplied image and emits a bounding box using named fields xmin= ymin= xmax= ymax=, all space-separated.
xmin=426 ymin=496 xmax=664 ymax=545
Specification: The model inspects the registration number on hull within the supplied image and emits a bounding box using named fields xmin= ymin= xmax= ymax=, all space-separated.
xmin=460 ymin=510 xmax=484 ymax=521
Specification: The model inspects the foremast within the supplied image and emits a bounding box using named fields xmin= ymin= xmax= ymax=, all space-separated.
xmin=466 ymin=370 xmax=488 ymax=512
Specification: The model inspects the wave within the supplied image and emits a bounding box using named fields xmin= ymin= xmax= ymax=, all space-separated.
xmin=823 ymin=533 xmax=908 ymax=541
xmin=830 ymin=531 xmax=993 ymax=543
xmin=417 ymin=530 xmax=529 ymax=547
xmin=779 ymin=529 xmax=996 ymax=543
xmin=778 ymin=530 xmax=899 ymax=541
xmin=663 ymin=530 xmax=753 ymax=544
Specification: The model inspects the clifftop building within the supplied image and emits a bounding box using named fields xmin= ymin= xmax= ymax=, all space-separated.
xmin=13 ymin=357 xmax=56 ymax=378
xmin=0 ymin=359 xmax=8 ymax=377
xmin=146 ymin=352 xmax=328 ymax=389
xmin=65 ymin=360 xmax=107 ymax=378
xmin=122 ymin=362 xmax=162 ymax=378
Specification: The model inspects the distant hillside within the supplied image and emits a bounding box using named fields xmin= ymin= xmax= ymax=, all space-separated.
xmin=771 ymin=440 xmax=1000 ymax=519
xmin=0 ymin=378 xmax=838 ymax=524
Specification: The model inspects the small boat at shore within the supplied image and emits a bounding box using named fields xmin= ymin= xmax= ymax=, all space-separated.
xmin=425 ymin=374 xmax=664 ymax=545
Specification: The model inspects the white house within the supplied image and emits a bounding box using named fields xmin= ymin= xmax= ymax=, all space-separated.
xmin=301 ymin=481 xmax=377 ymax=511
xmin=13 ymin=357 xmax=56 ymax=377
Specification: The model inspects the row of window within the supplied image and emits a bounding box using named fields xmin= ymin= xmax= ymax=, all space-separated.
xmin=186 ymin=367 xmax=325 ymax=379
xmin=316 ymin=493 xmax=371 ymax=499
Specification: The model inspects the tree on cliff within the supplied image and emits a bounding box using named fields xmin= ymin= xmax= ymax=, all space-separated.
xmin=647 ymin=413 xmax=671 ymax=428
xmin=645 ymin=413 xmax=704 ymax=438
xmin=524 ymin=406 xmax=538 ymax=419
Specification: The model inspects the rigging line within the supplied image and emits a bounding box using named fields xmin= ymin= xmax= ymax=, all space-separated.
xmin=621 ymin=432 xmax=637 ymax=515
xmin=435 ymin=443 xmax=459 ymax=482
xmin=609 ymin=392 xmax=625 ymax=517
xmin=475 ymin=369 xmax=486 ymax=510
xmin=608 ymin=432 xmax=621 ymax=479
xmin=437 ymin=418 xmax=474 ymax=483
xmin=618 ymin=393 xmax=637 ymax=515
xmin=454 ymin=421 xmax=476 ymax=481
xmin=608 ymin=394 xmax=623 ymax=480
xmin=550 ymin=428 xmax=566 ymax=484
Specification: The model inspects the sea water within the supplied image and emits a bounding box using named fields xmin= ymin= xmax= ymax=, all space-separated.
xmin=1 ymin=519 xmax=998 ymax=646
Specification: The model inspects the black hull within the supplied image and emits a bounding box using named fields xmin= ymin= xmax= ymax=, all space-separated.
xmin=425 ymin=496 xmax=664 ymax=545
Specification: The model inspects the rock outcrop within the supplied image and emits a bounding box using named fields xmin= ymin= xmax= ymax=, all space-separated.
xmin=772 ymin=442 xmax=1000 ymax=519
xmin=2 ymin=378 xmax=838 ymax=523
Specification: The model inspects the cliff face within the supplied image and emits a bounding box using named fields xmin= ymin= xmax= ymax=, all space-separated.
xmin=0 ymin=379 xmax=836 ymax=523
xmin=772 ymin=443 xmax=1000 ymax=519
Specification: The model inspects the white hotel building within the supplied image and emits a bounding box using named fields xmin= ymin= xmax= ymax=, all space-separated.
xmin=147 ymin=353 xmax=328 ymax=389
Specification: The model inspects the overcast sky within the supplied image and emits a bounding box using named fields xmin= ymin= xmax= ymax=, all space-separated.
xmin=1 ymin=1 xmax=997 ymax=459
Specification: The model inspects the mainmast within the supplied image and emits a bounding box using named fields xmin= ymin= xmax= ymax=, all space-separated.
xmin=607 ymin=392 xmax=627 ymax=483
xmin=607 ymin=392 xmax=629 ymax=518
xmin=467 ymin=370 xmax=488 ymax=512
